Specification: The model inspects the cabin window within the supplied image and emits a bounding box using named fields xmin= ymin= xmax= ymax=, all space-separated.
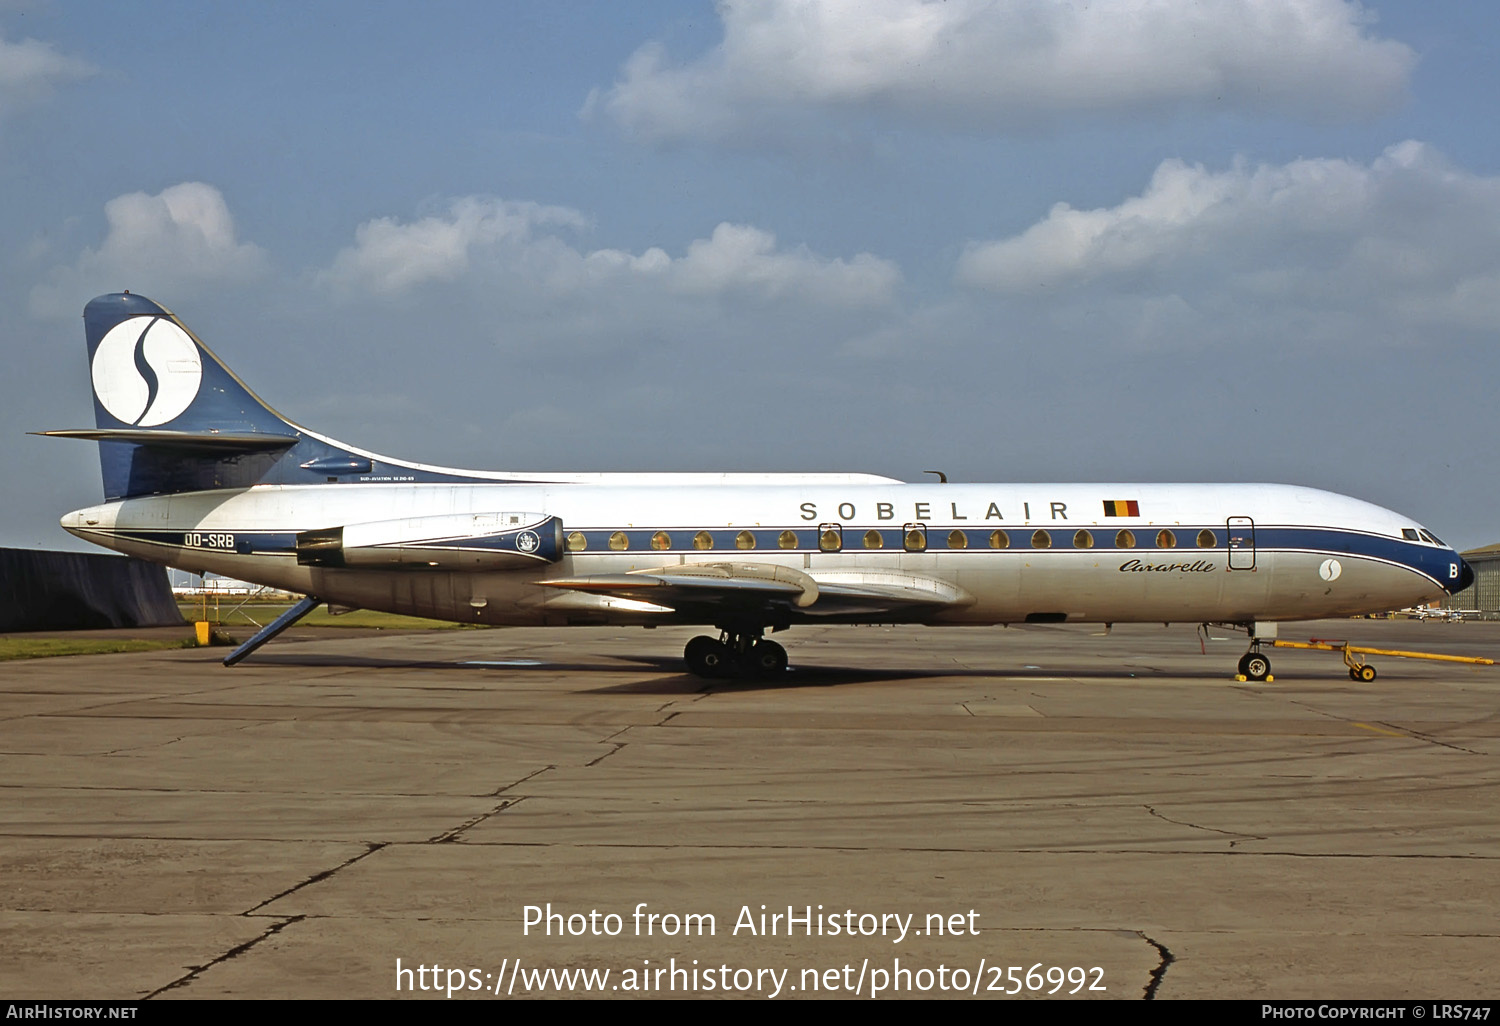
xmin=948 ymin=530 xmax=968 ymax=549
xmin=608 ymin=531 xmax=628 ymax=551
xmin=1032 ymin=530 xmax=1051 ymax=549
xmin=1115 ymin=530 xmax=1135 ymax=548
xmin=735 ymin=530 xmax=756 ymax=550
xmin=1073 ymin=530 xmax=1094 ymax=549
xmin=650 ymin=531 xmax=671 ymax=551
xmin=864 ymin=530 xmax=883 ymax=549
xmin=778 ymin=530 xmax=798 ymax=549
xmin=566 ymin=532 xmax=586 ymax=552
xmin=1196 ymin=529 xmax=1216 ymax=548
xmin=693 ymin=531 xmax=713 ymax=550
xmin=903 ymin=525 xmax=926 ymax=552
xmin=819 ymin=526 xmax=842 ymax=551
xmin=989 ymin=530 xmax=1009 ymax=549
xmin=1155 ymin=529 xmax=1176 ymax=549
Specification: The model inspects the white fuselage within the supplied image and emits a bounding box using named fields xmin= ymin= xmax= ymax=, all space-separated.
xmin=63 ymin=479 xmax=1457 ymax=628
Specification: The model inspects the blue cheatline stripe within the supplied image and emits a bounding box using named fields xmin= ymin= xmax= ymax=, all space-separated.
xmin=551 ymin=524 xmax=1454 ymax=583
xmin=103 ymin=524 xmax=1457 ymax=584
xmin=112 ymin=530 xmax=299 ymax=556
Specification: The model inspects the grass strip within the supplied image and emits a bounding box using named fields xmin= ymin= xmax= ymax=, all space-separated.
xmin=0 ymin=638 xmax=197 ymax=661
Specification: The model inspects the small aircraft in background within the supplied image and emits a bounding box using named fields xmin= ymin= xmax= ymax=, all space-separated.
xmin=43 ymin=293 xmax=1475 ymax=680
xmin=1398 ymin=606 xmax=1481 ymax=622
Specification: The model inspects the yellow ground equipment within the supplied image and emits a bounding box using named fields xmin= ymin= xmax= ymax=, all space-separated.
xmin=1272 ymin=637 xmax=1495 ymax=682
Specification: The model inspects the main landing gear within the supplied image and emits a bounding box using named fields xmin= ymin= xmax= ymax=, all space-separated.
xmin=684 ymin=629 xmax=788 ymax=679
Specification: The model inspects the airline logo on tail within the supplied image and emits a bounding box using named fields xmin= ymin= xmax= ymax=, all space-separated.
xmin=91 ymin=316 xmax=203 ymax=426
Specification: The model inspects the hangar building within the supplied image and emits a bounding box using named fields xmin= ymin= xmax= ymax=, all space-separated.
xmin=1441 ymin=544 xmax=1500 ymax=620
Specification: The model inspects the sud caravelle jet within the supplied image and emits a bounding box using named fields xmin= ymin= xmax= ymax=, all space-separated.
xmin=43 ymin=293 xmax=1475 ymax=680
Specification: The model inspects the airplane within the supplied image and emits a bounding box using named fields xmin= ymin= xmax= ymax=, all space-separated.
xmin=41 ymin=292 xmax=1475 ymax=681
xmin=1398 ymin=606 xmax=1481 ymax=622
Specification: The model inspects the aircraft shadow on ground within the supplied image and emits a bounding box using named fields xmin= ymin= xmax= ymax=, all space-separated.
xmin=229 ymin=651 xmax=1337 ymax=691
xmin=586 ymin=656 xmax=1299 ymax=692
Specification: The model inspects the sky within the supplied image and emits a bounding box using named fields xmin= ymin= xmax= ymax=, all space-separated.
xmin=2 ymin=0 xmax=1498 ymax=550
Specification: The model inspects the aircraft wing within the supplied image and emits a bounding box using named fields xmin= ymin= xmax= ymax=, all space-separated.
xmin=539 ymin=562 xmax=972 ymax=618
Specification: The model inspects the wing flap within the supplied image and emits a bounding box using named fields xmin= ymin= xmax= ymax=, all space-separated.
xmin=540 ymin=562 xmax=970 ymax=618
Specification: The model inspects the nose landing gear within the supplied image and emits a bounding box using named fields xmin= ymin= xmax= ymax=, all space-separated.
xmin=1206 ymin=622 xmax=1278 ymax=681
xmin=1237 ymin=649 xmax=1272 ymax=682
xmin=684 ymin=628 xmax=788 ymax=679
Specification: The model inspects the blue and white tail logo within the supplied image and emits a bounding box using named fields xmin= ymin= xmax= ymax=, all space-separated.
xmin=91 ymin=315 xmax=203 ymax=427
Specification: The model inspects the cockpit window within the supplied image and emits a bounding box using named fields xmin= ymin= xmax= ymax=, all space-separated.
xmin=1419 ymin=530 xmax=1444 ymax=546
xmin=1402 ymin=528 xmax=1420 ymax=541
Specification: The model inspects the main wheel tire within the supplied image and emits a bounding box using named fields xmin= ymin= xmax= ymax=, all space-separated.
xmin=747 ymin=639 xmax=788 ymax=677
xmin=1357 ymin=664 xmax=1377 ymax=682
xmin=685 ymin=636 xmax=728 ymax=678
xmin=1238 ymin=652 xmax=1271 ymax=681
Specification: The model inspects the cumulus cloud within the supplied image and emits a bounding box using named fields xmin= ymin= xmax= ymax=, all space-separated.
xmin=321 ymin=200 xmax=900 ymax=307
xmin=955 ymin=141 xmax=1500 ymax=344
xmin=591 ymin=222 xmax=900 ymax=305
xmin=593 ymin=0 xmax=1415 ymax=141
xmin=320 ymin=198 xmax=589 ymax=294
xmin=29 ymin=183 xmax=270 ymax=318
xmin=0 ymin=31 xmax=94 ymax=116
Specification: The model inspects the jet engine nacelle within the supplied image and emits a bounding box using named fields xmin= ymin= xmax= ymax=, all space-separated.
xmin=296 ymin=512 xmax=564 ymax=570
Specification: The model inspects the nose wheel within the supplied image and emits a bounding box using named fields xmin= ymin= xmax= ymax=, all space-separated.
xmin=684 ymin=631 xmax=788 ymax=679
xmin=1237 ymin=651 xmax=1272 ymax=682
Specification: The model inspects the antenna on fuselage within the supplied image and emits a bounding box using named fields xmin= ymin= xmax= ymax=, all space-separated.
xmin=924 ymin=470 xmax=948 ymax=484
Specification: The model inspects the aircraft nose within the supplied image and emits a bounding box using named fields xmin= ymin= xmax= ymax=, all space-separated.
xmin=1446 ymin=556 xmax=1475 ymax=595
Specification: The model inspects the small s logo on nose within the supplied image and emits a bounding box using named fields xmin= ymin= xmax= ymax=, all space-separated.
xmin=1319 ymin=559 xmax=1342 ymax=581
xmin=91 ymin=316 xmax=203 ymax=426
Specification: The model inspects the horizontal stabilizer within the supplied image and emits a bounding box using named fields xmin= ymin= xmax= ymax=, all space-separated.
xmin=35 ymin=429 xmax=299 ymax=452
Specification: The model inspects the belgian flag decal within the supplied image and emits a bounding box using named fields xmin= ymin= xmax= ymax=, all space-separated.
xmin=1103 ymin=500 xmax=1140 ymax=517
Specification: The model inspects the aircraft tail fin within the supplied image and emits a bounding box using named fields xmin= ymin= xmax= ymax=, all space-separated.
xmin=82 ymin=293 xmax=293 ymax=438
xmin=41 ymin=293 xmax=378 ymax=500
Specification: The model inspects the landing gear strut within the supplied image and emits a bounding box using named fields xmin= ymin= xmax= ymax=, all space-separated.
xmin=683 ymin=628 xmax=788 ymax=679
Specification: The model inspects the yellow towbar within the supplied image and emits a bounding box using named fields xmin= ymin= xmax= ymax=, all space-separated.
xmin=1272 ymin=637 xmax=1496 ymax=682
